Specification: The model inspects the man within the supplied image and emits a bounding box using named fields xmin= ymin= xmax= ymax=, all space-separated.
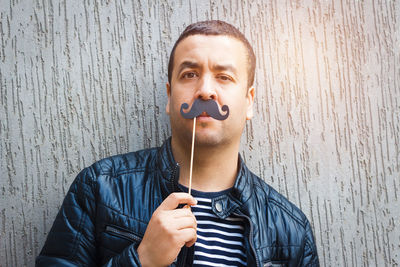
xmin=36 ymin=20 xmax=319 ymax=266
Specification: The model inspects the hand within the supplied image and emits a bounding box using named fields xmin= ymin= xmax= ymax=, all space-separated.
xmin=137 ymin=193 xmax=198 ymax=267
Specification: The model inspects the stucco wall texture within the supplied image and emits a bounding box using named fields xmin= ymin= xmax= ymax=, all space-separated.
xmin=0 ymin=0 xmax=399 ymax=266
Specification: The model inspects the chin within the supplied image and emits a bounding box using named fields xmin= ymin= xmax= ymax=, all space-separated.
xmin=194 ymin=134 xmax=228 ymax=147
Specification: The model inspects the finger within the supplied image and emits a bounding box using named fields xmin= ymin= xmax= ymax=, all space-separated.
xmin=174 ymin=216 xmax=197 ymax=230
xmin=183 ymin=204 xmax=194 ymax=210
xmin=171 ymin=208 xmax=196 ymax=218
xmin=159 ymin=192 xmax=197 ymax=210
xmin=185 ymin=238 xmax=196 ymax=248
xmin=178 ymin=228 xmax=197 ymax=247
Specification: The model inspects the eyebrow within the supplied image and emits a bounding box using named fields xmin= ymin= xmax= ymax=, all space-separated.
xmin=176 ymin=61 xmax=238 ymax=76
xmin=213 ymin=64 xmax=237 ymax=75
xmin=177 ymin=61 xmax=200 ymax=75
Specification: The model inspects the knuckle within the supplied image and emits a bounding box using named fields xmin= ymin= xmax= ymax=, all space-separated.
xmin=170 ymin=192 xmax=179 ymax=201
xmin=151 ymin=211 xmax=159 ymax=222
xmin=155 ymin=212 xmax=165 ymax=225
xmin=191 ymin=228 xmax=197 ymax=237
xmin=166 ymin=228 xmax=173 ymax=237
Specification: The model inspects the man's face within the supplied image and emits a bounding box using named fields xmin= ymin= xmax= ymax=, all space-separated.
xmin=166 ymin=34 xmax=254 ymax=147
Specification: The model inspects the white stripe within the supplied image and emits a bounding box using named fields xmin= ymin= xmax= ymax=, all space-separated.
xmin=195 ymin=197 xmax=212 ymax=203
xmin=193 ymin=260 xmax=239 ymax=267
xmin=197 ymin=234 xmax=243 ymax=245
xmin=193 ymin=204 xmax=211 ymax=210
xmin=195 ymin=242 xmax=246 ymax=256
xmin=197 ymin=227 xmax=244 ymax=237
xmin=197 ymin=220 xmax=244 ymax=229
xmin=194 ymin=251 xmax=247 ymax=265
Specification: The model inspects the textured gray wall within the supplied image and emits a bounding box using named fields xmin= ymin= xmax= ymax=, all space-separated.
xmin=0 ymin=0 xmax=399 ymax=266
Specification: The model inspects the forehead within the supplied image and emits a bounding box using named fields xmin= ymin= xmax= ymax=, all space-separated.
xmin=173 ymin=34 xmax=248 ymax=73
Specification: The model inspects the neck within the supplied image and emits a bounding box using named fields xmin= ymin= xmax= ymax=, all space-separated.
xmin=171 ymin=136 xmax=240 ymax=192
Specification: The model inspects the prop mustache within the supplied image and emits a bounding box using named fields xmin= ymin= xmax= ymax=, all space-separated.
xmin=180 ymin=99 xmax=229 ymax=120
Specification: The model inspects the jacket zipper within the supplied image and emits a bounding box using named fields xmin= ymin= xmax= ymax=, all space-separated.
xmin=233 ymin=212 xmax=260 ymax=267
xmin=105 ymin=225 xmax=142 ymax=242
xmin=171 ymin=163 xmax=180 ymax=192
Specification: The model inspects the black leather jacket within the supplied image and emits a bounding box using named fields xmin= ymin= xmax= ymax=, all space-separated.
xmin=36 ymin=138 xmax=319 ymax=266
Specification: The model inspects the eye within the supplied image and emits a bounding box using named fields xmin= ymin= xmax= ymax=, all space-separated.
xmin=217 ymin=74 xmax=233 ymax=82
xmin=181 ymin=71 xmax=198 ymax=79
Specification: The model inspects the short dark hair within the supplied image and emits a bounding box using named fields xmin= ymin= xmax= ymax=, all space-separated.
xmin=168 ymin=20 xmax=256 ymax=88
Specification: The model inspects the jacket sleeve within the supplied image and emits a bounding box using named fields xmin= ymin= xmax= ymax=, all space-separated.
xmin=299 ymin=220 xmax=320 ymax=266
xmin=35 ymin=165 xmax=142 ymax=266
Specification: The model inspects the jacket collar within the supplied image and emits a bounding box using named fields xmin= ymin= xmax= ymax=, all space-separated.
xmin=156 ymin=137 xmax=253 ymax=208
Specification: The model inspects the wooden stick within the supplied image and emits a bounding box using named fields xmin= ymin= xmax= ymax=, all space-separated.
xmin=188 ymin=117 xmax=196 ymax=196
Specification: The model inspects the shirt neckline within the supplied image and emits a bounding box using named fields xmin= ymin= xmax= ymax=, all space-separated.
xmin=178 ymin=184 xmax=232 ymax=198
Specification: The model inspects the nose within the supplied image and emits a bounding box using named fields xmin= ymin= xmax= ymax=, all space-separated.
xmin=195 ymin=74 xmax=217 ymax=100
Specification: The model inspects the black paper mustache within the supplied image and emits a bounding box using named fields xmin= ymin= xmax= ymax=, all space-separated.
xmin=180 ymin=99 xmax=229 ymax=120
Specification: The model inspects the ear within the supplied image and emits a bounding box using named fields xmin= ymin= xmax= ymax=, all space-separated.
xmin=246 ymin=86 xmax=255 ymax=120
xmin=166 ymin=82 xmax=171 ymax=115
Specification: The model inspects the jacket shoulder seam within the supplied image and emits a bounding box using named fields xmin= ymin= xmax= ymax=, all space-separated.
xmin=248 ymin=173 xmax=309 ymax=229
xmin=96 ymin=167 xmax=158 ymax=183
xmin=101 ymin=167 xmax=151 ymax=176
xmin=266 ymin=195 xmax=307 ymax=229
xmin=94 ymin=150 xmax=158 ymax=178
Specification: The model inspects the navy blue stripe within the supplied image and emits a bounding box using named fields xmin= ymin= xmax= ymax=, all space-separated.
xmin=191 ymin=207 xmax=212 ymax=213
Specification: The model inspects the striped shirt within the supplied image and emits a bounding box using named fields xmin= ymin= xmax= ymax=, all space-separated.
xmin=180 ymin=186 xmax=247 ymax=267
